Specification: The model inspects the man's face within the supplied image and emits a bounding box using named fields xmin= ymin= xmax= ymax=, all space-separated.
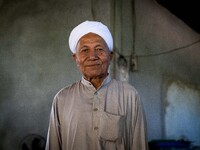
xmin=73 ymin=33 xmax=113 ymax=80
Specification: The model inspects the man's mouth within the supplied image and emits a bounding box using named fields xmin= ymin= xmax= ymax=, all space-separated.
xmin=86 ymin=63 xmax=101 ymax=67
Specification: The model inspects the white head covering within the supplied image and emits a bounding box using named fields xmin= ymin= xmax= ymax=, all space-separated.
xmin=68 ymin=20 xmax=113 ymax=53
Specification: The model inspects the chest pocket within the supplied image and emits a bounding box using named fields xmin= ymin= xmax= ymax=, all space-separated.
xmin=99 ymin=112 xmax=125 ymax=143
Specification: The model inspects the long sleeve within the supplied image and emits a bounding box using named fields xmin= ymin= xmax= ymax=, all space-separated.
xmin=45 ymin=96 xmax=62 ymax=150
xmin=131 ymin=92 xmax=149 ymax=150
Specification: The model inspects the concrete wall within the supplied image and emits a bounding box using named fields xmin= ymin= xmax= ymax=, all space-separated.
xmin=132 ymin=0 xmax=200 ymax=143
xmin=0 ymin=0 xmax=200 ymax=149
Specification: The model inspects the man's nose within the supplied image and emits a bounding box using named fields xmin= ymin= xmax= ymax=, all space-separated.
xmin=88 ymin=50 xmax=98 ymax=59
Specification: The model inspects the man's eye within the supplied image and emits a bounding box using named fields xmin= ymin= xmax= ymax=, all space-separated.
xmin=80 ymin=49 xmax=88 ymax=52
xmin=96 ymin=48 xmax=103 ymax=51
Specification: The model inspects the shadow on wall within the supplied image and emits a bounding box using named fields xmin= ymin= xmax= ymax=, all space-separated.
xmin=156 ymin=0 xmax=200 ymax=33
xmin=0 ymin=67 xmax=15 ymax=150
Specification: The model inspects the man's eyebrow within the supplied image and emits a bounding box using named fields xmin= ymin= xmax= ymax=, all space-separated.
xmin=95 ymin=44 xmax=104 ymax=47
xmin=80 ymin=45 xmax=89 ymax=49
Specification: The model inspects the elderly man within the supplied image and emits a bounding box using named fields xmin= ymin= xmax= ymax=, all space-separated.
xmin=45 ymin=21 xmax=148 ymax=150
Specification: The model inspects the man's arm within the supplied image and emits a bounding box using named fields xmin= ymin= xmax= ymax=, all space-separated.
xmin=131 ymin=92 xmax=149 ymax=150
xmin=45 ymin=97 xmax=62 ymax=150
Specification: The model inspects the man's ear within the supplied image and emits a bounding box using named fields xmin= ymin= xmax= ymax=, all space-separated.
xmin=109 ymin=51 xmax=114 ymax=60
xmin=73 ymin=53 xmax=77 ymax=61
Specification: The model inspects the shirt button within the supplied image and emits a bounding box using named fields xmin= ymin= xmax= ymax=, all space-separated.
xmin=94 ymin=108 xmax=98 ymax=111
xmin=94 ymin=127 xmax=99 ymax=130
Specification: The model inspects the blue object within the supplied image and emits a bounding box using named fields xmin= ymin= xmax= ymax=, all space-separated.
xmin=149 ymin=140 xmax=191 ymax=150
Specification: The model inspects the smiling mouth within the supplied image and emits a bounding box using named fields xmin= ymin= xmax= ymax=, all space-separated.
xmin=86 ymin=64 xmax=100 ymax=67
xmin=86 ymin=63 xmax=101 ymax=66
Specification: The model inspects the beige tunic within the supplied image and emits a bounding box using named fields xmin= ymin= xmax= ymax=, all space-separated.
xmin=45 ymin=76 xmax=148 ymax=150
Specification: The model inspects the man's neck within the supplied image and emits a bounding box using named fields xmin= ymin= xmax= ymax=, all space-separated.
xmin=84 ymin=74 xmax=108 ymax=89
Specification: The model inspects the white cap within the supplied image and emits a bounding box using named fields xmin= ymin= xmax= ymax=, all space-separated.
xmin=68 ymin=20 xmax=113 ymax=53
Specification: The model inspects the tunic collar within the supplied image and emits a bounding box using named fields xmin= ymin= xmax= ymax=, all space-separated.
xmin=81 ymin=75 xmax=111 ymax=89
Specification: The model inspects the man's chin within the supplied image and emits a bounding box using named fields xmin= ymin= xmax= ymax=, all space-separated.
xmin=84 ymin=73 xmax=106 ymax=80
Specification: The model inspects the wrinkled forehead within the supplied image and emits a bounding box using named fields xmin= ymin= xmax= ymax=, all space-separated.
xmin=78 ymin=33 xmax=107 ymax=44
xmin=76 ymin=33 xmax=109 ymax=51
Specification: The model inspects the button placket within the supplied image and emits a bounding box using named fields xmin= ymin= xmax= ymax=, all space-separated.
xmin=93 ymin=91 xmax=100 ymax=132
